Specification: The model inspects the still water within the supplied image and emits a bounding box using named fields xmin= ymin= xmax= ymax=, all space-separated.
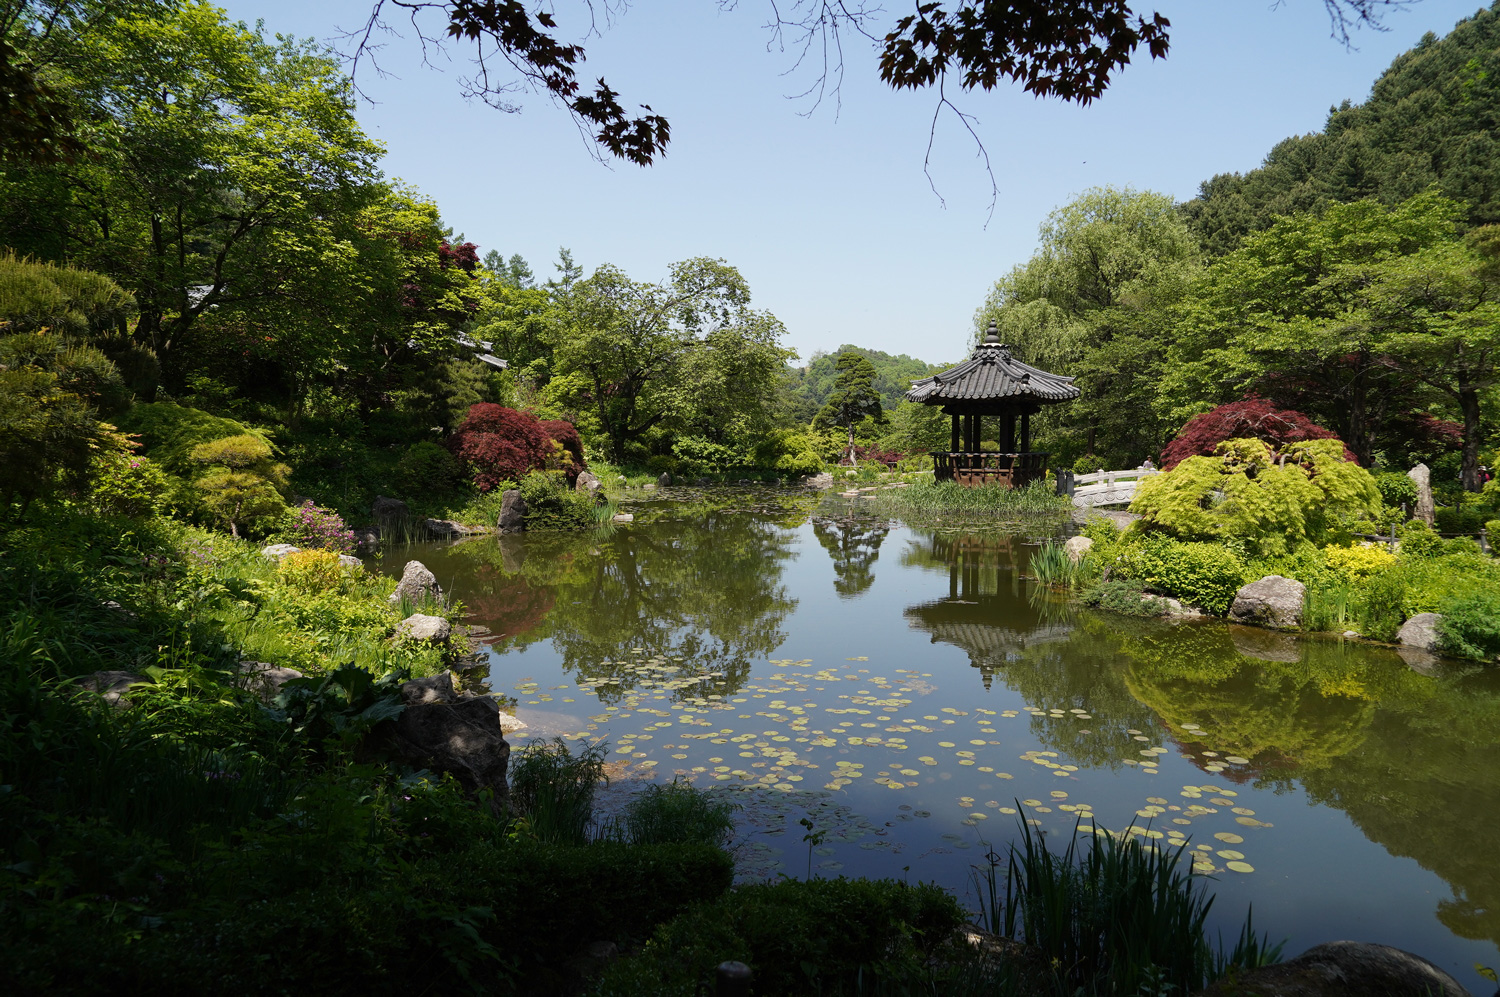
xmin=381 ymin=494 xmax=1500 ymax=991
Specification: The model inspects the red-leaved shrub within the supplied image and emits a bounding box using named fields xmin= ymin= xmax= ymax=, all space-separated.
xmin=1161 ymin=399 xmax=1355 ymax=470
xmin=448 ymin=405 xmax=584 ymax=491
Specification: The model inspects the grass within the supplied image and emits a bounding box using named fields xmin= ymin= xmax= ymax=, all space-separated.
xmin=870 ymin=479 xmax=1072 ymax=521
xmin=1031 ymin=541 xmax=1095 ymax=590
xmin=508 ymin=737 xmax=610 ymax=844
xmin=975 ymin=815 xmax=1283 ymax=996
xmin=611 ymin=779 xmax=737 ymax=847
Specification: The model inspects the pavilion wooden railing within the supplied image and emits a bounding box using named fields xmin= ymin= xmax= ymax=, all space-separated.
xmin=930 ymin=451 xmax=1050 ymax=488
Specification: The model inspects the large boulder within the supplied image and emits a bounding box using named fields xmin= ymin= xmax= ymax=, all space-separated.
xmin=236 ymin=661 xmax=304 ymax=702
xmin=1408 ymin=464 xmax=1436 ymax=525
xmin=388 ymin=560 xmax=441 ymax=606
xmin=396 ymin=613 xmax=452 ymax=643
xmin=1229 ymin=575 xmax=1306 ymax=630
xmin=1063 ymin=536 xmax=1093 ymax=564
xmin=260 ymin=543 xmax=300 ymax=560
xmin=371 ymin=495 xmax=410 ymax=531
xmin=656 ymin=471 xmax=672 ymax=488
xmin=1397 ymin=612 xmax=1443 ymax=652
xmin=74 ymin=671 xmax=146 ymax=708
xmin=803 ymin=472 xmax=835 ymax=490
xmin=338 ymin=553 xmax=363 ymax=571
xmin=1195 ymin=940 xmax=1471 ymax=997
xmin=575 ymin=470 xmax=601 ymax=495
xmin=498 ymin=489 xmax=527 ymax=533
xmin=400 ymin=672 xmax=461 ymax=705
xmin=370 ymin=693 xmax=511 ymax=808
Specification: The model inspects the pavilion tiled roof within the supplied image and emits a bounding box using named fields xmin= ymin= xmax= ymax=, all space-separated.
xmin=906 ymin=322 xmax=1079 ymax=406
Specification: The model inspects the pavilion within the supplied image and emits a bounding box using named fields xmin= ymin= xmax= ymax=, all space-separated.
xmin=905 ymin=321 xmax=1079 ymax=488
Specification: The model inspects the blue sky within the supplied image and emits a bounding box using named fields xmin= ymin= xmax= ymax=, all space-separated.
xmin=222 ymin=0 xmax=1486 ymax=365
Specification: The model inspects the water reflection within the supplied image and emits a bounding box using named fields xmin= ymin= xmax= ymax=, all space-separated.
xmin=445 ymin=514 xmax=800 ymax=700
xmin=811 ymin=515 xmax=889 ymax=599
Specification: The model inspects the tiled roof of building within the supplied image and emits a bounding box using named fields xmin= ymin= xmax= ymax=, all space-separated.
xmin=906 ymin=322 xmax=1079 ymax=406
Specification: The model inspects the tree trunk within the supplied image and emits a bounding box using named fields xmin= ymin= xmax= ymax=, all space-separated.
xmin=846 ymin=423 xmax=857 ymax=467
xmin=1459 ymin=384 xmax=1483 ymax=492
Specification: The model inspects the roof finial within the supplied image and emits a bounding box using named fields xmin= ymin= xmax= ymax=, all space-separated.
xmin=982 ymin=321 xmax=1002 ymax=347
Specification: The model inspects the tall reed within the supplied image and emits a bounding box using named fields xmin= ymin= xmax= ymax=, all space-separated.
xmin=507 ymin=737 xmax=608 ymax=844
xmin=872 ymin=480 xmax=1071 ymax=520
xmin=974 ymin=815 xmax=1282 ymax=995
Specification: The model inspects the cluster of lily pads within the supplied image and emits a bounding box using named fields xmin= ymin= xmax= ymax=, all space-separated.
xmin=504 ymin=650 xmax=1276 ymax=883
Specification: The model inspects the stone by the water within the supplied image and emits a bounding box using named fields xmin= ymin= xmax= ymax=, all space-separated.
xmin=396 ymin=613 xmax=451 ymax=643
xmin=1397 ymin=613 xmax=1443 ymax=652
xmin=498 ymin=489 xmax=527 ymax=533
xmin=389 ymin=560 xmax=442 ymax=605
xmin=1230 ymin=575 xmax=1306 ymax=630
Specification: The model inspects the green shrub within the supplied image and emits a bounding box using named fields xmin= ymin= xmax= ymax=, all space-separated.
xmin=1114 ymin=536 xmax=1247 ymax=616
xmin=87 ymin=446 xmax=174 ymax=517
xmin=614 ymin=780 xmax=736 ymax=847
xmin=119 ymin=402 xmax=267 ymax=479
xmin=595 ymin=877 xmax=966 ymax=997
xmin=1399 ymin=520 xmax=1444 ymax=559
xmin=1360 ymin=571 xmax=1408 ymax=642
xmin=1435 ymin=506 xmax=1491 ymax=535
xmin=396 ymin=440 xmax=464 ymax=496
xmin=1083 ymin=579 xmax=1167 ymax=617
xmin=1374 ymin=471 xmax=1418 ymax=508
xmin=1445 ymin=536 xmax=1485 ymax=557
xmin=1437 ymin=591 xmax=1500 ymax=661
xmin=1488 ymin=520 xmax=1500 ymax=554
xmin=518 ymin=469 xmax=603 ymax=531
xmin=1324 ymin=542 xmax=1396 ymax=579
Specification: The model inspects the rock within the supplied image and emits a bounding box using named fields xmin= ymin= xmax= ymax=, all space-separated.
xmin=612 ymin=513 xmax=634 ymax=524
xmin=338 ymin=554 xmax=363 ymax=570
xmin=236 ymin=661 xmax=303 ymax=701
xmin=1196 ymin=940 xmax=1471 ymax=997
xmin=260 ymin=543 xmax=301 ymax=559
xmin=371 ymin=495 xmax=409 ymax=531
xmin=400 ymin=672 xmax=460 ymax=704
xmin=423 ymin=518 xmax=488 ymax=539
xmin=1063 ymin=535 xmax=1093 ymax=564
xmin=1160 ymin=597 xmax=1207 ymax=619
xmin=352 ymin=526 xmax=381 ymax=552
xmin=694 ymin=477 xmax=712 ymax=487
xmin=656 ymin=471 xmax=672 ymax=488
xmin=1397 ymin=612 xmax=1443 ymax=652
xmin=388 ymin=560 xmax=442 ymax=606
xmin=371 ymin=696 xmax=511 ymax=809
xmin=396 ymin=613 xmax=452 ymax=643
xmin=643 ymin=482 xmax=656 ymax=491
xmin=576 ymin=470 xmax=601 ymax=494
xmin=1229 ymin=624 xmax=1301 ymax=663
xmin=497 ymin=712 xmax=528 ymax=734
xmin=804 ymin=472 xmax=834 ymax=490
xmin=74 ymin=670 xmax=147 ymax=708
xmin=1229 ymin=575 xmax=1306 ymax=630
xmin=1408 ymin=463 xmax=1435 ymax=525
xmin=498 ymin=489 xmax=527 ymax=533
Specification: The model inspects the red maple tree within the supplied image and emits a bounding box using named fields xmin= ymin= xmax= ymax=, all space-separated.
xmin=1161 ymin=399 xmax=1355 ymax=470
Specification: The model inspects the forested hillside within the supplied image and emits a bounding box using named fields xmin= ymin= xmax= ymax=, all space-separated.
xmin=1184 ymin=1 xmax=1500 ymax=255
xmin=780 ymin=346 xmax=941 ymax=425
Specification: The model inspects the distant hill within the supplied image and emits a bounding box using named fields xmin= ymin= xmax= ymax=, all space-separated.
xmin=781 ymin=346 xmax=943 ymax=424
xmin=1183 ymin=1 xmax=1500 ymax=255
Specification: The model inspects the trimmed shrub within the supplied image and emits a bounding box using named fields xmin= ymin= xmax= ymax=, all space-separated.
xmin=1487 ymin=520 xmax=1500 ymax=554
xmin=1437 ymin=591 xmax=1500 ymax=661
xmin=1324 ymin=543 xmax=1396 ymax=579
xmin=1113 ymin=536 xmax=1247 ymax=616
xmin=1374 ymin=471 xmax=1419 ymax=508
xmin=1399 ymin=520 xmax=1444 ymax=559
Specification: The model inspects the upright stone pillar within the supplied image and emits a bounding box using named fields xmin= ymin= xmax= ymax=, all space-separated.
xmin=1408 ymin=463 xmax=1435 ymax=525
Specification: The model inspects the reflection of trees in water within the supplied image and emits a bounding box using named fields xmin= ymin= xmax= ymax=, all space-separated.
xmin=447 ymin=517 xmax=798 ymax=701
xmin=461 ymin=564 xmax=556 ymax=641
xmin=812 ymin=515 xmax=889 ymax=598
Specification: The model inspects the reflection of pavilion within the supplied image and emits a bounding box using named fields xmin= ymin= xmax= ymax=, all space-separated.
xmin=904 ymin=534 xmax=1073 ymax=688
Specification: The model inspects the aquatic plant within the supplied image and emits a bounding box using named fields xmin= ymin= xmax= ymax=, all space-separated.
xmin=613 ymin=780 xmax=736 ymax=848
xmin=976 ymin=816 xmax=1282 ymax=996
xmin=1031 ymin=541 xmax=1088 ymax=589
xmin=871 ymin=479 xmax=1071 ymax=520
xmin=508 ymin=737 xmax=609 ymax=844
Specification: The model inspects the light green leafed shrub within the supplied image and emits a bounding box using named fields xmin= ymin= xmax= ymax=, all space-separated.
xmin=1360 ymin=571 xmax=1409 ymax=643
xmin=1487 ymin=520 xmax=1500 ymax=554
xmin=1437 ymin=592 xmax=1500 ymax=662
xmin=1374 ymin=471 xmax=1419 ymax=508
xmin=1082 ymin=578 xmax=1168 ymax=617
xmin=1113 ymin=536 xmax=1247 ymax=616
xmin=1399 ymin=519 xmax=1444 ymax=559
xmin=1324 ymin=543 xmax=1396 ymax=579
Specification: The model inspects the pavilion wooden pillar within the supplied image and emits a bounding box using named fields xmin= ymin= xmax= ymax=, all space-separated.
xmin=1001 ymin=412 xmax=1016 ymax=453
xmin=950 ymin=413 xmax=960 ymax=452
xmin=1021 ymin=412 xmax=1031 ymax=453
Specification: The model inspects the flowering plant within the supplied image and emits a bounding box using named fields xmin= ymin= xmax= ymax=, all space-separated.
xmin=281 ymin=501 xmax=357 ymax=554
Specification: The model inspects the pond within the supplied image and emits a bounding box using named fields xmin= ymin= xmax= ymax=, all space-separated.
xmin=379 ymin=491 xmax=1500 ymax=991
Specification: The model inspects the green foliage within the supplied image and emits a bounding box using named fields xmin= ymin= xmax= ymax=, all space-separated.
xmin=1437 ymin=591 xmax=1500 ymax=661
xmin=1082 ymin=579 xmax=1168 ymax=617
xmin=595 ymin=877 xmax=966 ymax=997
xmin=871 ymin=479 xmax=1072 ymax=520
xmin=190 ymin=434 xmax=290 ymax=537
xmin=814 ymin=350 xmax=885 ymax=464
xmin=1031 ymin=542 xmax=1088 ymax=590
xmin=749 ymin=428 xmax=826 ymax=477
xmin=984 ymin=819 xmax=1282 ymax=996
xmin=119 ymin=402 xmax=267 ymax=477
xmin=1399 ymin=519 xmax=1445 ymax=558
xmin=396 ymin=440 xmax=466 ymax=496
xmin=509 ymin=737 xmax=609 ymax=845
xmin=86 ymin=442 xmax=173 ymax=517
xmin=781 ymin=345 xmax=936 ymax=423
xmin=613 ymin=780 xmax=736 ymax=848
xmin=0 ymin=250 xmax=136 ymax=337
xmin=1112 ymin=536 xmax=1247 ymax=616
xmin=1130 ymin=438 xmax=1381 ymax=555
xmin=1487 ymin=519 xmax=1500 ymax=552
xmin=1323 ymin=542 xmax=1396 ymax=579
xmin=519 ymin=469 xmax=604 ymax=531
xmin=1436 ymin=505 xmax=1493 ymax=535
xmin=1375 ymin=471 xmax=1419 ymax=507
xmin=1361 ymin=571 xmax=1409 ymax=642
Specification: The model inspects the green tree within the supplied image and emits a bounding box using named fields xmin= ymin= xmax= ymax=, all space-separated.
xmin=546 ymin=256 xmax=794 ymax=461
xmin=975 ymin=186 xmax=1200 ymax=466
xmin=189 ymin=434 xmax=289 ymax=537
xmin=813 ymin=351 xmax=884 ymax=466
